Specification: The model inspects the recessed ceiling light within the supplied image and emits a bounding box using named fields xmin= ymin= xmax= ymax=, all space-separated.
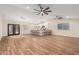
xmin=66 ymin=16 xmax=70 ymax=18
xmin=26 ymin=6 xmax=30 ymax=9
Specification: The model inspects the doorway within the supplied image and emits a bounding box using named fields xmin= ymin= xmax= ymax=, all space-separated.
xmin=8 ymin=24 xmax=20 ymax=36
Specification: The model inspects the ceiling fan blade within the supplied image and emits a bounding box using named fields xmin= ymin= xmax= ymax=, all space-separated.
xmin=33 ymin=9 xmax=40 ymax=12
xmin=34 ymin=12 xmax=41 ymax=15
xmin=44 ymin=7 xmax=50 ymax=11
xmin=36 ymin=12 xmax=41 ymax=15
xmin=33 ymin=12 xmax=39 ymax=13
xmin=40 ymin=7 xmax=43 ymax=11
xmin=45 ymin=10 xmax=52 ymax=12
xmin=44 ymin=12 xmax=48 ymax=15
xmin=39 ymin=5 xmax=43 ymax=11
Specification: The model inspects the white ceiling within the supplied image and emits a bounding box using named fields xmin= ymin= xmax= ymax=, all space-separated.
xmin=0 ymin=4 xmax=79 ymax=23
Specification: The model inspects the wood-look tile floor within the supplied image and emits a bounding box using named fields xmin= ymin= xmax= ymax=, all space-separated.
xmin=0 ymin=35 xmax=79 ymax=55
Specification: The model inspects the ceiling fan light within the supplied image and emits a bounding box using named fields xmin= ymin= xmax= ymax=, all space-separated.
xmin=41 ymin=12 xmax=43 ymax=14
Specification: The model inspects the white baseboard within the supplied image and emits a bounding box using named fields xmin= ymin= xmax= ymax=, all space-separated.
xmin=53 ymin=33 xmax=79 ymax=38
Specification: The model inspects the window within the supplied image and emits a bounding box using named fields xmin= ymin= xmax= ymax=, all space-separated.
xmin=57 ymin=23 xmax=69 ymax=30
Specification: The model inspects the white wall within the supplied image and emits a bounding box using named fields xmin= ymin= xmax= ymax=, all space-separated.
xmin=48 ymin=19 xmax=79 ymax=38
xmin=2 ymin=15 xmax=79 ymax=38
xmin=0 ymin=16 xmax=2 ymax=40
xmin=20 ymin=22 xmax=33 ymax=35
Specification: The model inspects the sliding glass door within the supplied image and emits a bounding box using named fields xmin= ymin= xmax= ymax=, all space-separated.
xmin=8 ymin=24 xmax=20 ymax=36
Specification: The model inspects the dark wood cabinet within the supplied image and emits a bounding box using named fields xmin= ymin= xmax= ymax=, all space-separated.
xmin=8 ymin=24 xmax=20 ymax=36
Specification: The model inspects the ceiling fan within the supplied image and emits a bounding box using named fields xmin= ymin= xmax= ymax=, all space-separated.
xmin=33 ymin=4 xmax=52 ymax=16
xmin=55 ymin=16 xmax=64 ymax=19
